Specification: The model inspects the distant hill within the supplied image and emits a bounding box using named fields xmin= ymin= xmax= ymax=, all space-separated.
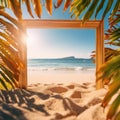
xmin=61 ymin=56 xmax=76 ymax=59
xmin=60 ymin=56 xmax=92 ymax=60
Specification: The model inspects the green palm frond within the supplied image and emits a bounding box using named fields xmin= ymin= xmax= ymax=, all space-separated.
xmin=95 ymin=0 xmax=105 ymax=18
xmin=111 ymin=0 xmax=120 ymax=18
xmin=99 ymin=8 xmax=120 ymax=120
xmin=82 ymin=0 xmax=99 ymax=22
xmin=107 ymin=95 xmax=120 ymax=119
xmin=102 ymin=0 xmax=114 ymax=19
xmin=99 ymin=55 xmax=120 ymax=119
xmin=70 ymin=0 xmax=120 ymax=21
xmin=70 ymin=0 xmax=91 ymax=19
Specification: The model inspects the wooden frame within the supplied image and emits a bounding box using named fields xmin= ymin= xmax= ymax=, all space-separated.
xmin=22 ymin=20 xmax=104 ymax=89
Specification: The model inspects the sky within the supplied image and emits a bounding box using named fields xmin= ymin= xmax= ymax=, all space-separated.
xmin=27 ymin=29 xmax=95 ymax=58
xmin=5 ymin=0 xmax=116 ymax=59
xmin=26 ymin=1 xmax=96 ymax=59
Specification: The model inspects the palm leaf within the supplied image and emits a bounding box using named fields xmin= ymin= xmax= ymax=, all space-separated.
xmin=99 ymin=55 xmax=120 ymax=79
xmin=109 ymin=41 xmax=120 ymax=46
xmin=0 ymin=11 xmax=25 ymax=31
xmin=102 ymin=0 xmax=114 ymax=19
xmin=110 ymin=16 xmax=120 ymax=27
xmin=33 ymin=0 xmax=42 ymax=18
xmin=71 ymin=0 xmax=90 ymax=19
xmin=70 ymin=0 xmax=119 ymax=21
xmin=100 ymin=8 xmax=120 ymax=120
xmin=0 ymin=78 xmax=8 ymax=90
xmin=63 ymin=0 xmax=72 ymax=12
xmin=95 ymin=0 xmax=105 ymax=18
xmin=9 ymin=0 xmax=22 ymax=19
xmin=0 ymin=18 xmax=20 ymax=38
xmin=4 ymin=30 xmax=22 ymax=47
xmin=46 ymin=0 xmax=52 ymax=15
xmin=82 ymin=0 xmax=99 ymax=22
xmin=0 ymin=38 xmax=18 ymax=56
xmin=107 ymin=95 xmax=120 ymax=119
xmin=104 ymin=48 xmax=120 ymax=61
xmin=108 ymin=28 xmax=120 ymax=43
xmin=0 ymin=5 xmax=4 ymax=9
xmin=111 ymin=0 xmax=120 ymax=18
xmin=23 ymin=0 xmax=34 ymax=18
xmin=70 ymin=0 xmax=81 ymax=12
xmin=54 ymin=0 xmax=63 ymax=8
xmin=0 ymin=70 xmax=15 ymax=88
xmin=102 ymin=73 xmax=120 ymax=107
xmin=0 ymin=37 xmax=23 ymax=67
xmin=0 ymin=52 xmax=19 ymax=74
xmin=0 ymin=65 xmax=19 ymax=87
xmin=0 ymin=32 xmax=19 ymax=49
xmin=99 ymin=55 xmax=120 ymax=119
xmin=114 ymin=112 xmax=120 ymax=120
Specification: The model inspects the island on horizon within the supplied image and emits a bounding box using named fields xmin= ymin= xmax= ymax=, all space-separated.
xmin=28 ymin=56 xmax=92 ymax=60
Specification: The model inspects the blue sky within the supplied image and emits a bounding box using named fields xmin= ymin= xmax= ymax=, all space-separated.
xmin=27 ymin=29 xmax=95 ymax=58
xmin=26 ymin=1 xmax=96 ymax=59
xmin=5 ymin=0 xmax=117 ymax=59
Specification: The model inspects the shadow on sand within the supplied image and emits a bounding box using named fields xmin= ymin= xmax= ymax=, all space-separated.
xmin=0 ymin=88 xmax=87 ymax=120
xmin=0 ymin=89 xmax=50 ymax=120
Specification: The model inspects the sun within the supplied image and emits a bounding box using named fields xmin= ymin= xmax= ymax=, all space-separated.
xmin=26 ymin=29 xmax=48 ymax=58
xmin=26 ymin=30 xmax=36 ymax=47
xmin=26 ymin=35 xmax=34 ymax=47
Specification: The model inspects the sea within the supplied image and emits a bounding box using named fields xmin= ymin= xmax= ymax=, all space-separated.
xmin=28 ymin=57 xmax=95 ymax=72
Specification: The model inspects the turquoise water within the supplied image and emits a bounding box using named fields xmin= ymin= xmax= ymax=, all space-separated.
xmin=28 ymin=58 xmax=95 ymax=71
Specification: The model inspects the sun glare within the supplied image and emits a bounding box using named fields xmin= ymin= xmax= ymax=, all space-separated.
xmin=26 ymin=31 xmax=36 ymax=47
xmin=26 ymin=30 xmax=49 ymax=58
xmin=26 ymin=36 xmax=34 ymax=47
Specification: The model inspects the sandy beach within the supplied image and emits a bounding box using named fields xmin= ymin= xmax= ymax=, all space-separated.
xmin=0 ymin=70 xmax=108 ymax=120
xmin=28 ymin=69 xmax=96 ymax=85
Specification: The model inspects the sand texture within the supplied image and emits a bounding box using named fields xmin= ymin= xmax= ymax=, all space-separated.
xmin=0 ymin=82 xmax=107 ymax=120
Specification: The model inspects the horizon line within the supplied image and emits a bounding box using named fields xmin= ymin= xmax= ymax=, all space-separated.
xmin=27 ymin=56 xmax=92 ymax=59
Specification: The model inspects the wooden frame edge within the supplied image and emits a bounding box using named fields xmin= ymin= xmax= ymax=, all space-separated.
xmin=21 ymin=20 xmax=105 ymax=89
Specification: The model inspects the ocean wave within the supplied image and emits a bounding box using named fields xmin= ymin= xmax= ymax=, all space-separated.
xmin=28 ymin=66 xmax=95 ymax=72
xmin=53 ymin=67 xmax=76 ymax=71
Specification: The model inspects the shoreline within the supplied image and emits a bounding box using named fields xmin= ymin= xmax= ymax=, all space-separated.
xmin=28 ymin=69 xmax=96 ymax=85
